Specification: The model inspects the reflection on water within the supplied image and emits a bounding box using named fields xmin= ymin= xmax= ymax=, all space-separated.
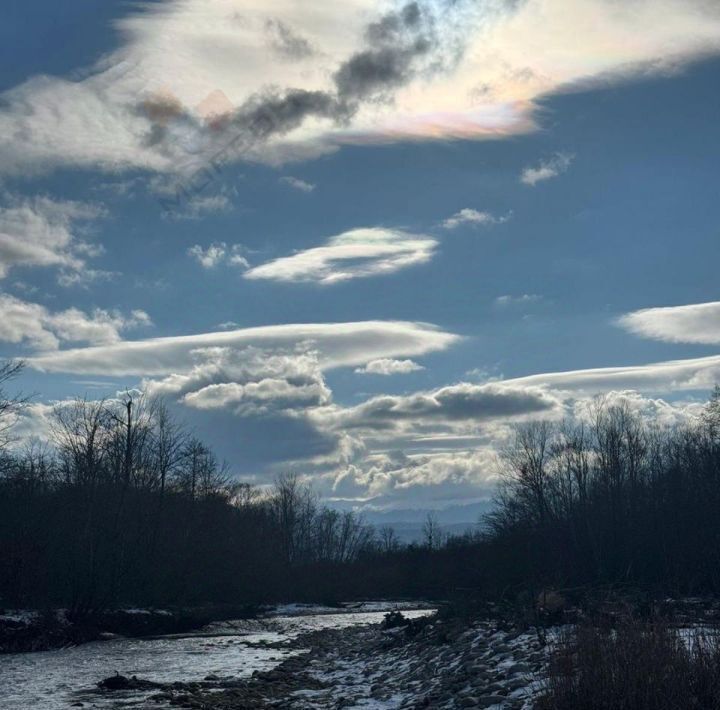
xmin=0 ymin=606 xmax=433 ymax=709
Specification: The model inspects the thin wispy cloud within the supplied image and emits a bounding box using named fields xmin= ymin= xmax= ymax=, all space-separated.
xmin=504 ymin=353 xmax=720 ymax=395
xmin=264 ymin=18 xmax=317 ymax=61
xmin=244 ymin=228 xmax=437 ymax=285
xmin=171 ymin=194 xmax=232 ymax=220
xmin=442 ymin=208 xmax=511 ymax=230
xmin=520 ymin=153 xmax=574 ymax=186
xmin=28 ymin=321 xmax=460 ymax=376
xmin=280 ymin=176 xmax=316 ymax=193
xmin=494 ymin=294 xmax=543 ymax=307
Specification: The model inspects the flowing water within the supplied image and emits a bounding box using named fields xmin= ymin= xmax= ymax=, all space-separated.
xmin=0 ymin=604 xmax=434 ymax=709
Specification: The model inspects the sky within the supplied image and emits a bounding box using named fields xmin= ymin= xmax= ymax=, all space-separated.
xmin=1 ymin=0 xmax=720 ymax=518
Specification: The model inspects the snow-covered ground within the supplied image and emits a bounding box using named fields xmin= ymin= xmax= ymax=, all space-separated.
xmin=285 ymin=619 xmax=550 ymax=709
xmin=172 ymin=614 xmax=552 ymax=709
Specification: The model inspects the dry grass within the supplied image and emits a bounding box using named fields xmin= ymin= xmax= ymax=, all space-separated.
xmin=536 ymin=622 xmax=720 ymax=710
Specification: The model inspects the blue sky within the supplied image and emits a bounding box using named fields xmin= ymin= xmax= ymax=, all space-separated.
xmin=1 ymin=0 xmax=720 ymax=515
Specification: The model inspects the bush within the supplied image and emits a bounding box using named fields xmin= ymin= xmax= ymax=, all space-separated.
xmin=537 ymin=622 xmax=720 ymax=710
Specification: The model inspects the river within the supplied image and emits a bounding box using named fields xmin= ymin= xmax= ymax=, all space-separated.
xmin=0 ymin=603 xmax=434 ymax=709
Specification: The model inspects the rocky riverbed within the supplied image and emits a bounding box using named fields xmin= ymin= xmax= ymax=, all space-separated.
xmin=104 ymin=613 xmax=550 ymax=709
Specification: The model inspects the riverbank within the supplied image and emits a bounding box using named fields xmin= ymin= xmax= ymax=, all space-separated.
xmin=0 ymin=605 xmax=257 ymax=653
xmin=106 ymin=613 xmax=549 ymax=709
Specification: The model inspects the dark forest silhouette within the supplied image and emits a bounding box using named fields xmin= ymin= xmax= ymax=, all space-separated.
xmin=2 ymin=359 xmax=720 ymax=613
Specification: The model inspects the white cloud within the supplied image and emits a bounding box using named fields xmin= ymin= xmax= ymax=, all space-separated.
xmin=617 ymin=301 xmax=720 ymax=344
xmin=280 ymin=176 xmax=316 ymax=193
xmin=319 ymin=386 xmax=706 ymax=508
xmin=355 ymin=358 xmax=424 ymax=375
xmin=244 ymin=228 xmax=436 ymax=284
xmin=570 ymin=389 xmax=702 ymax=430
xmin=0 ymin=196 xmax=106 ymax=283
xmin=520 ymin=152 xmax=574 ymax=186
xmin=442 ymin=208 xmax=511 ymax=229
xmin=326 ymin=448 xmax=501 ymax=506
xmin=28 ymin=320 xmax=460 ymax=376
xmin=0 ymin=293 xmax=151 ymax=351
xmin=172 ymin=194 xmax=231 ymax=220
xmin=504 ymin=353 xmax=720 ymax=395
xmin=144 ymin=346 xmax=331 ymax=416
xmin=188 ymin=242 xmax=249 ymax=269
xmin=494 ymin=293 xmax=543 ymax=307
xmin=0 ymin=0 xmax=716 ymax=176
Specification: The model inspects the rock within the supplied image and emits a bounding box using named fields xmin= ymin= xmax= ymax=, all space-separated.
xmin=97 ymin=673 xmax=160 ymax=692
xmin=479 ymin=695 xmax=506 ymax=707
xmin=506 ymin=662 xmax=531 ymax=675
xmin=97 ymin=673 xmax=131 ymax=690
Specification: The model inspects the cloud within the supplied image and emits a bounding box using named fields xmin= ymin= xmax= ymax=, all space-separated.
xmin=617 ymin=301 xmax=720 ymax=344
xmin=442 ymin=208 xmax=511 ymax=229
xmin=264 ymin=19 xmax=317 ymax=60
xmin=325 ymin=382 xmax=561 ymax=434
xmin=320 ymin=386 xmax=706 ymax=508
xmin=494 ymin=293 xmax=542 ymax=307
xmin=355 ymin=358 xmax=424 ymax=375
xmin=27 ymin=320 xmax=460 ymax=376
xmin=171 ymin=194 xmax=231 ymax=220
xmin=520 ymin=152 xmax=574 ymax=186
xmin=280 ymin=176 xmax=316 ymax=193
xmin=0 ymin=196 xmax=106 ymax=283
xmin=0 ymin=293 xmax=151 ymax=351
xmin=325 ymin=447 xmax=501 ymax=506
xmin=504 ymin=353 xmax=720 ymax=395
xmin=17 ymin=309 xmax=715 ymax=508
xmin=0 ymin=0 xmax=479 ymax=177
xmin=244 ymin=227 xmax=436 ymax=284
xmin=0 ymin=0 xmax=716 ymax=177
xmin=570 ymin=389 xmax=702 ymax=430
xmin=144 ymin=346 xmax=331 ymax=417
xmin=188 ymin=242 xmax=249 ymax=269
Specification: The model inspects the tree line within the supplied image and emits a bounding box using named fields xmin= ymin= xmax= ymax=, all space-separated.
xmin=0 ymin=364 xmax=379 ymax=611
xmin=2 ymin=357 xmax=720 ymax=612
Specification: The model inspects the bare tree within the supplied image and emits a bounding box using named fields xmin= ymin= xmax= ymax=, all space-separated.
xmin=0 ymin=360 xmax=27 ymax=451
xmin=501 ymin=421 xmax=553 ymax=524
xmin=379 ymin=525 xmax=400 ymax=554
xmin=422 ymin=512 xmax=443 ymax=550
xmin=151 ymin=401 xmax=187 ymax=496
